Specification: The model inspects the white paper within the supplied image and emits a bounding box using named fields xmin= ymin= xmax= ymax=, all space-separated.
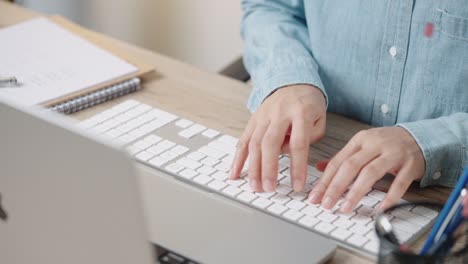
xmin=0 ymin=17 xmax=137 ymax=106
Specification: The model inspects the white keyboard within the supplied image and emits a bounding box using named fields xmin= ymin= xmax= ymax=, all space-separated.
xmin=79 ymin=99 xmax=438 ymax=256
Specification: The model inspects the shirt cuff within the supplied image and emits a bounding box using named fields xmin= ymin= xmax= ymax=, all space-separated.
xmin=246 ymin=60 xmax=326 ymax=113
xmin=397 ymin=118 xmax=463 ymax=188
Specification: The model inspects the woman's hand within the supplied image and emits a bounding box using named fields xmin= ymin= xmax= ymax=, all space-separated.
xmin=308 ymin=127 xmax=425 ymax=213
xmin=229 ymin=84 xmax=326 ymax=192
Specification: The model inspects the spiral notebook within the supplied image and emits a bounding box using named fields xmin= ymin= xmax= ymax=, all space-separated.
xmin=0 ymin=16 xmax=154 ymax=113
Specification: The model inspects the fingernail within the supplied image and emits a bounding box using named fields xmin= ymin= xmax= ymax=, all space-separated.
xmin=309 ymin=192 xmax=320 ymax=204
xmin=340 ymin=200 xmax=352 ymax=213
xmin=263 ymin=179 xmax=276 ymax=192
xmin=322 ymin=196 xmax=333 ymax=209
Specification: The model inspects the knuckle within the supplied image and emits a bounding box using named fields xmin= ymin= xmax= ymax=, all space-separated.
xmin=289 ymin=142 xmax=308 ymax=153
xmin=361 ymin=165 xmax=379 ymax=179
xmin=236 ymin=137 xmax=249 ymax=150
xmin=342 ymin=158 xmax=359 ymax=171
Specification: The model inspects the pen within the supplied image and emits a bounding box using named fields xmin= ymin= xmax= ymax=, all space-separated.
xmin=421 ymin=167 xmax=468 ymax=254
xmin=427 ymin=189 xmax=466 ymax=255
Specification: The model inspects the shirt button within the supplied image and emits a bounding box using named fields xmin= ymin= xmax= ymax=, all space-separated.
xmin=380 ymin=104 xmax=390 ymax=114
xmin=433 ymin=171 xmax=442 ymax=180
xmin=389 ymin=46 xmax=397 ymax=57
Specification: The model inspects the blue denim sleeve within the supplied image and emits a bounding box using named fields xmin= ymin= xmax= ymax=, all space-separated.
xmin=241 ymin=0 xmax=326 ymax=113
xmin=397 ymin=113 xmax=468 ymax=188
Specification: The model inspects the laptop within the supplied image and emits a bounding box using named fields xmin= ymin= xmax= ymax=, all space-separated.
xmin=0 ymin=99 xmax=154 ymax=264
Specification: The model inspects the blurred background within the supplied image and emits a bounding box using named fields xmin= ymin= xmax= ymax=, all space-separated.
xmin=15 ymin=0 xmax=244 ymax=73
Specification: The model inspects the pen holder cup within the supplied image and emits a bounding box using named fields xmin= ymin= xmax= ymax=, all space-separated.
xmin=376 ymin=202 xmax=468 ymax=264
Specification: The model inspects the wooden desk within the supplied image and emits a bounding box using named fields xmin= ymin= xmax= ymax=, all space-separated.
xmin=0 ymin=2 xmax=451 ymax=263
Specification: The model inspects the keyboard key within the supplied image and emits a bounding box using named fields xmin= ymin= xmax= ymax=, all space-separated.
xmin=200 ymin=156 xmax=220 ymax=166
xmin=317 ymin=211 xmax=338 ymax=223
xmin=105 ymin=128 xmax=124 ymax=138
xmin=267 ymin=203 xmax=288 ymax=215
xmin=314 ymin=222 xmax=336 ymax=234
xmin=351 ymin=214 xmax=373 ymax=226
xmin=207 ymin=180 xmax=227 ymax=191
xmin=252 ymin=198 xmax=273 ymax=209
xmin=193 ymin=174 xmax=213 ymax=185
xmin=118 ymin=134 xmax=136 ymax=144
xmin=134 ymin=140 xmax=153 ymax=150
xmin=127 ymin=145 xmax=141 ymax=156
xmin=390 ymin=208 xmax=430 ymax=226
xmin=199 ymin=146 xmax=226 ymax=159
xmin=237 ymin=191 xmax=258 ymax=203
xmin=333 ymin=217 xmax=355 ymax=229
xmin=358 ymin=196 xmax=379 ymax=207
xmin=171 ymin=145 xmax=189 ymax=155
xmin=208 ymin=140 xmax=235 ymax=154
xmin=412 ymin=206 xmax=438 ymax=219
xmin=367 ymin=189 xmax=386 ymax=201
xmin=165 ymin=163 xmax=185 ymax=174
xmin=301 ymin=205 xmax=322 ymax=217
xmin=226 ymin=179 xmax=246 ymax=187
xmin=128 ymin=128 xmax=147 ymax=138
xmin=188 ymin=124 xmax=206 ymax=133
xmin=176 ymin=157 xmax=202 ymax=170
xmin=217 ymin=135 xmax=238 ymax=147
xmin=283 ymin=209 xmax=304 ymax=221
xmin=143 ymin=134 xmax=162 ymax=145
xmin=148 ymin=156 xmax=169 ymax=167
xmin=222 ymin=186 xmax=242 ymax=197
xmin=160 ymin=151 xmax=180 ymax=161
xmin=335 ymin=210 xmax=356 ymax=219
xmin=331 ymin=228 xmax=352 ymax=241
xmin=212 ymin=171 xmax=228 ymax=181
xmin=135 ymin=151 xmax=155 ymax=162
xmin=299 ymin=215 xmax=319 ymax=228
xmin=347 ymin=234 xmax=368 ymax=247
xmin=276 ymin=184 xmax=293 ymax=195
xmin=214 ymin=162 xmax=231 ymax=172
xmin=349 ymin=224 xmax=371 ymax=236
xmin=286 ymin=200 xmax=307 ymax=211
xmin=391 ymin=218 xmax=421 ymax=234
xmin=202 ymin=129 xmax=220 ymax=138
xmin=364 ymin=240 xmax=379 ymax=254
xmin=257 ymin=191 xmax=276 ymax=199
xmin=357 ymin=205 xmax=377 ymax=218
xmin=179 ymin=169 xmax=199 ymax=179
xmin=157 ymin=140 xmax=176 ymax=150
xmin=175 ymin=119 xmax=193 ymax=128
xmin=240 ymin=182 xmax=254 ymax=192
xmin=178 ymin=129 xmax=198 ymax=139
xmin=289 ymin=191 xmax=307 ymax=201
xmin=271 ymin=194 xmax=291 ymax=205
xmin=187 ymin=151 xmax=206 ymax=161
xmin=147 ymin=145 xmax=166 ymax=155
xmin=197 ymin=165 xmax=216 ymax=175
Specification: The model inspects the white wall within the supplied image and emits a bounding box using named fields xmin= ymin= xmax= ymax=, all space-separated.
xmin=20 ymin=0 xmax=244 ymax=72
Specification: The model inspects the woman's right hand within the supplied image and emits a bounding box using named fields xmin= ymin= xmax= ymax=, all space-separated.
xmin=229 ymin=84 xmax=327 ymax=193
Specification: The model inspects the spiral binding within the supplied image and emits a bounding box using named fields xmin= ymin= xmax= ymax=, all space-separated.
xmin=48 ymin=78 xmax=141 ymax=115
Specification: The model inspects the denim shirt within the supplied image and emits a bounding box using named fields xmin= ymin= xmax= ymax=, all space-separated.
xmin=242 ymin=0 xmax=468 ymax=188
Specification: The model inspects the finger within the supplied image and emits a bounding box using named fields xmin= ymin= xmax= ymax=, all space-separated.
xmin=289 ymin=118 xmax=312 ymax=192
xmin=308 ymin=133 xmax=362 ymax=204
xmin=316 ymin=160 xmax=330 ymax=172
xmin=380 ymin=161 xmax=415 ymax=211
xmin=261 ymin=120 xmax=290 ymax=192
xmin=247 ymin=121 xmax=270 ymax=192
xmin=463 ymin=195 xmax=468 ymax=218
xmin=230 ymin=118 xmax=256 ymax=179
xmin=342 ymin=155 xmax=399 ymax=213
xmin=321 ymin=149 xmax=379 ymax=209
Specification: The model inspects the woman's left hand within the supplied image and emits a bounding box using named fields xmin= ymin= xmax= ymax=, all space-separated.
xmin=308 ymin=127 xmax=425 ymax=213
